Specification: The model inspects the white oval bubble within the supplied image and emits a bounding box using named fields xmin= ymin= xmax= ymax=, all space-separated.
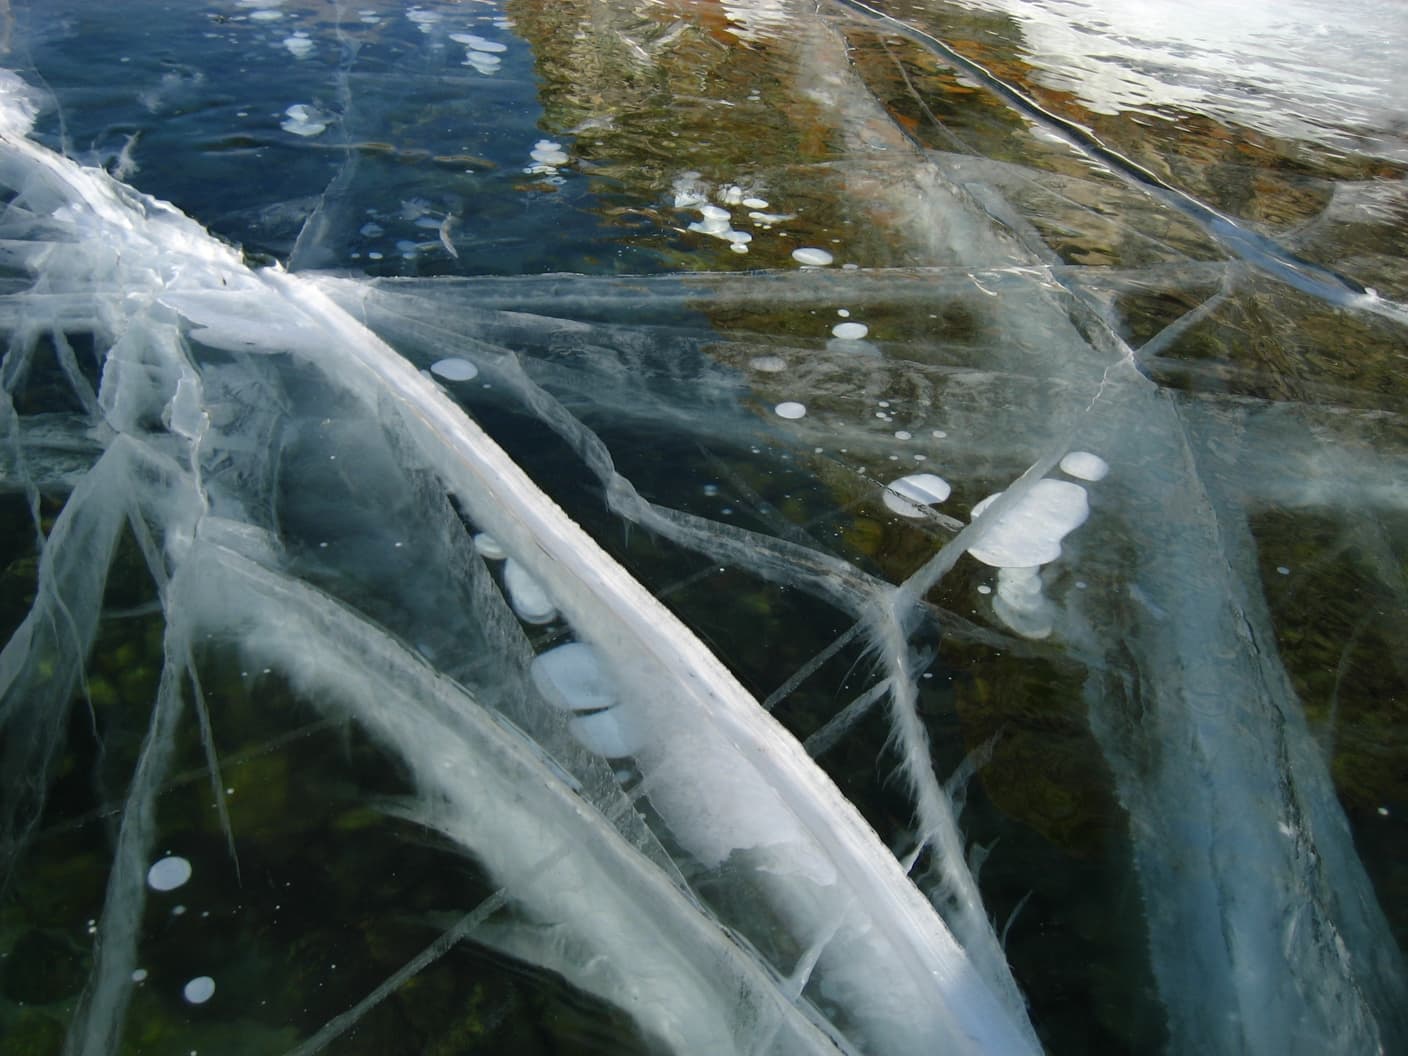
xmin=503 ymin=559 xmax=557 ymax=624
xmin=791 ymin=247 xmax=834 ymax=266
xmin=748 ymin=355 xmax=787 ymax=373
xmin=467 ymin=53 xmax=503 ymax=74
xmin=1059 ymin=450 xmax=1109 ymax=481
xmin=473 ymin=533 xmax=506 ymax=560
xmin=883 ymin=474 xmax=952 ymax=517
xmin=969 ymin=479 xmax=1089 ymax=567
xmin=452 ymin=33 xmax=508 ymax=52
xmin=531 ymin=642 xmax=617 ymax=713
xmin=183 ymin=976 xmax=216 ymax=1005
xmin=146 ymin=855 xmax=192 ymax=892
xmin=569 ymin=709 xmax=642 ymax=759
xmin=774 ymin=401 xmax=807 ymax=420
xmin=831 ymin=322 xmax=869 ymax=340
xmin=429 ymin=357 xmax=478 ymax=381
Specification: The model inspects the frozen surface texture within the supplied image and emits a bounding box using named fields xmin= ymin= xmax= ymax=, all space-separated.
xmin=1 ymin=0 xmax=1406 ymax=1054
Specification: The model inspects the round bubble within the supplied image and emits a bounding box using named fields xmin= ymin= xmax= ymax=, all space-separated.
xmin=831 ymin=322 xmax=869 ymax=340
xmin=503 ymin=559 xmax=557 ymax=624
xmin=531 ymin=642 xmax=617 ymax=713
xmin=183 ymin=976 xmax=216 ymax=1005
xmin=429 ymin=357 xmax=478 ymax=381
xmin=1059 ymin=450 xmax=1109 ymax=481
xmin=456 ymin=33 xmax=508 ymax=53
xmin=473 ymin=533 xmax=506 ymax=560
xmin=749 ymin=355 xmax=787 ymax=373
xmin=883 ymin=474 xmax=952 ymax=517
xmin=146 ymin=855 xmax=192 ymax=892
xmin=569 ymin=709 xmax=642 ymax=759
xmin=774 ymin=401 xmax=807 ymax=420
xmin=791 ymin=247 xmax=834 ymax=266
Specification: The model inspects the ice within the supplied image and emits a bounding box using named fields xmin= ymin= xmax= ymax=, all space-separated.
xmin=4 ymin=0 xmax=1407 ymax=1050
xmin=334 ymin=258 xmax=1406 ymax=1050
xmin=0 ymin=90 xmax=1046 ymax=1055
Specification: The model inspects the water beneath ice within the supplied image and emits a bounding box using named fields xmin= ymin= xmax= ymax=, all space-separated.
xmin=1 ymin=0 xmax=1406 ymax=1054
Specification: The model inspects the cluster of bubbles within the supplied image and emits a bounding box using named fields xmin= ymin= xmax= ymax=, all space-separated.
xmin=472 ymin=533 xmax=641 ymax=762
xmin=139 ymin=856 xmax=215 ymax=1005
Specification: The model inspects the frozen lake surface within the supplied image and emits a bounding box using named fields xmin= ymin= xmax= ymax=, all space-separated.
xmin=1 ymin=0 xmax=1405 ymax=1053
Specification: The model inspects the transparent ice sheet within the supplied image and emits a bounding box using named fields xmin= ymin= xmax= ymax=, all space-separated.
xmin=1 ymin=0 xmax=1406 ymax=1052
